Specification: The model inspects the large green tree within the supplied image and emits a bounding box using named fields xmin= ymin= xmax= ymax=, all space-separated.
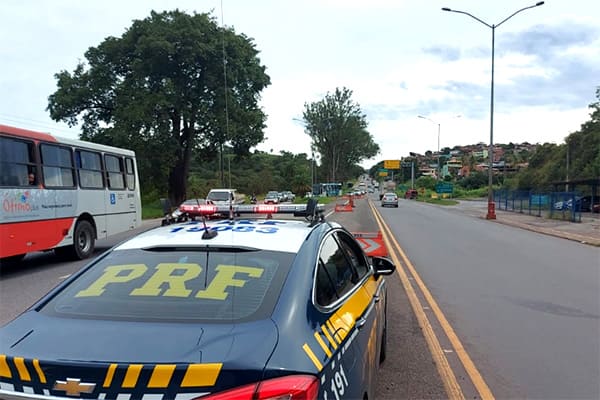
xmin=47 ymin=10 xmax=270 ymax=205
xmin=302 ymin=87 xmax=379 ymax=183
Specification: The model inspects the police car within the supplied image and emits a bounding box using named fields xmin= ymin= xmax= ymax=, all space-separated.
xmin=0 ymin=200 xmax=395 ymax=400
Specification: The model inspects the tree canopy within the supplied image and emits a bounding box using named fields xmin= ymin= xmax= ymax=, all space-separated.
xmin=301 ymin=87 xmax=379 ymax=183
xmin=47 ymin=10 xmax=270 ymax=205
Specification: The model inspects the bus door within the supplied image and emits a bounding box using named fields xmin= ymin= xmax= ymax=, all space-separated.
xmin=104 ymin=154 xmax=138 ymax=236
xmin=75 ymin=149 xmax=107 ymax=238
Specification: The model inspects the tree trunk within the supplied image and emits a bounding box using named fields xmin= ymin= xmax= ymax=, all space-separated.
xmin=167 ymin=116 xmax=194 ymax=206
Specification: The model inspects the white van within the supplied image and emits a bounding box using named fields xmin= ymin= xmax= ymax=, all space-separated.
xmin=206 ymin=188 xmax=246 ymax=205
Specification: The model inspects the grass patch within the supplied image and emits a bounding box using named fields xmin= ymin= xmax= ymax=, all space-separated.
xmin=419 ymin=197 xmax=459 ymax=206
xmin=142 ymin=199 xmax=165 ymax=219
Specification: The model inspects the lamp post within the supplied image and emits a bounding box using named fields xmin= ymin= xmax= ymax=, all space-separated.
xmin=418 ymin=115 xmax=441 ymax=180
xmin=442 ymin=2 xmax=544 ymax=220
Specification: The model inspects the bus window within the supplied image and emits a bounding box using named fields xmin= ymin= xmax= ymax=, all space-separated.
xmin=125 ymin=157 xmax=135 ymax=190
xmin=40 ymin=144 xmax=75 ymax=187
xmin=105 ymin=154 xmax=125 ymax=190
xmin=76 ymin=149 xmax=104 ymax=189
xmin=0 ymin=136 xmax=36 ymax=187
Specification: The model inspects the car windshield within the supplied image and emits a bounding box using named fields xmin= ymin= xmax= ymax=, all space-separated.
xmin=41 ymin=248 xmax=294 ymax=323
xmin=181 ymin=199 xmax=205 ymax=205
xmin=207 ymin=191 xmax=231 ymax=201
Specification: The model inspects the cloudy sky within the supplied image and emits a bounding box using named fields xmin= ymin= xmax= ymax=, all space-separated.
xmin=1 ymin=0 xmax=599 ymax=168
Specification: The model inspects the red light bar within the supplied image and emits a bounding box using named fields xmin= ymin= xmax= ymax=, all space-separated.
xmin=255 ymin=204 xmax=278 ymax=213
xmin=194 ymin=205 xmax=218 ymax=215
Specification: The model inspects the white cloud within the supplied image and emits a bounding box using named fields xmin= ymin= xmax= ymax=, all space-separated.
xmin=1 ymin=0 xmax=598 ymax=172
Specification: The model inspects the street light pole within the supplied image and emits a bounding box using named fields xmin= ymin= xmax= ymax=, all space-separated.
xmin=418 ymin=115 xmax=441 ymax=180
xmin=442 ymin=2 xmax=544 ymax=220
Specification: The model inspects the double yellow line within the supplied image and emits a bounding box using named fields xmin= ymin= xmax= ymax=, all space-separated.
xmin=368 ymin=201 xmax=495 ymax=400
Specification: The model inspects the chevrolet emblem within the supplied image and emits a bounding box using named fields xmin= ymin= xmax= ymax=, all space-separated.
xmin=53 ymin=378 xmax=96 ymax=396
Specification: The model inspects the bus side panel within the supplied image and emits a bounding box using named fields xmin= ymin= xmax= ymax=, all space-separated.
xmin=0 ymin=188 xmax=73 ymax=257
xmin=54 ymin=188 xmax=88 ymax=244
xmin=1 ymin=188 xmax=75 ymax=257
xmin=105 ymin=189 xmax=140 ymax=235
xmin=77 ymin=189 xmax=107 ymax=239
xmin=0 ymin=219 xmax=75 ymax=258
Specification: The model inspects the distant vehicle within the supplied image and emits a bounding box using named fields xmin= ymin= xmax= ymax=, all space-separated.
xmin=283 ymin=190 xmax=295 ymax=202
xmin=0 ymin=124 xmax=142 ymax=265
xmin=579 ymin=195 xmax=600 ymax=212
xmin=206 ymin=188 xmax=245 ymax=205
xmin=264 ymin=190 xmax=280 ymax=204
xmin=0 ymin=201 xmax=396 ymax=400
xmin=381 ymin=192 xmax=399 ymax=208
xmin=177 ymin=198 xmax=210 ymax=220
xmin=405 ymin=189 xmax=418 ymax=199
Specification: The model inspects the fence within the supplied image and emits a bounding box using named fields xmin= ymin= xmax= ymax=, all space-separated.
xmin=494 ymin=189 xmax=582 ymax=222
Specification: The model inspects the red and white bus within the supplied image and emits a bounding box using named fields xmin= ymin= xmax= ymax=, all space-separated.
xmin=0 ymin=124 xmax=142 ymax=265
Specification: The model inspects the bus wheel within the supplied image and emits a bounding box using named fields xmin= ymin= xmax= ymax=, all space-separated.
xmin=73 ymin=220 xmax=95 ymax=259
xmin=56 ymin=221 xmax=95 ymax=260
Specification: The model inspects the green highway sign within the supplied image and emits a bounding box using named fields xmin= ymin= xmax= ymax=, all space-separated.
xmin=435 ymin=182 xmax=453 ymax=194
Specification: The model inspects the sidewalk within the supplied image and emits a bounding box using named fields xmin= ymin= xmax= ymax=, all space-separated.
xmin=454 ymin=200 xmax=600 ymax=247
xmin=459 ymin=201 xmax=600 ymax=247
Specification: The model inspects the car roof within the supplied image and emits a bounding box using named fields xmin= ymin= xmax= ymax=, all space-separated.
xmin=116 ymin=218 xmax=316 ymax=253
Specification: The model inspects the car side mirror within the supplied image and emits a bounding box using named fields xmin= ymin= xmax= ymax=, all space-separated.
xmin=372 ymin=256 xmax=396 ymax=277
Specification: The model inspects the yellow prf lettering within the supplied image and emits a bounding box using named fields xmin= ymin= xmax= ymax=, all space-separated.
xmin=75 ymin=264 xmax=147 ymax=297
xmin=130 ymin=263 xmax=201 ymax=297
xmin=196 ymin=265 xmax=263 ymax=300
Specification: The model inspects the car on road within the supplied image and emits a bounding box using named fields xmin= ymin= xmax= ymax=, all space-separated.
xmin=0 ymin=201 xmax=395 ymax=400
xmin=282 ymin=190 xmax=295 ymax=202
xmin=264 ymin=190 xmax=280 ymax=204
xmin=405 ymin=189 xmax=418 ymax=199
xmin=579 ymin=195 xmax=600 ymax=212
xmin=206 ymin=188 xmax=245 ymax=205
xmin=177 ymin=198 xmax=211 ymax=220
xmin=381 ymin=192 xmax=399 ymax=207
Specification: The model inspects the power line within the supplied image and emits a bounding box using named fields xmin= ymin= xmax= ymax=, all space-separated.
xmin=0 ymin=113 xmax=81 ymax=137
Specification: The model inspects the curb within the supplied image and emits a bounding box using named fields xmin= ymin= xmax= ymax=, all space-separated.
xmin=485 ymin=216 xmax=600 ymax=247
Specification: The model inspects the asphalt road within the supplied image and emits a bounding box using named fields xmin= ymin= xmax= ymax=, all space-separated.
xmin=368 ymin=195 xmax=600 ymax=400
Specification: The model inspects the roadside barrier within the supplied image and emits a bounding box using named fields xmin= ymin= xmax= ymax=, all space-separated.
xmin=352 ymin=231 xmax=388 ymax=257
xmin=335 ymin=195 xmax=354 ymax=212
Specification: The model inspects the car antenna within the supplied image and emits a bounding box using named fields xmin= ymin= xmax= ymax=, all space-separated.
xmin=201 ymin=215 xmax=217 ymax=239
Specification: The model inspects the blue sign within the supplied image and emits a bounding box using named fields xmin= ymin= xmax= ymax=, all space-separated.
xmin=110 ymin=193 xmax=116 ymax=205
xmin=530 ymin=194 xmax=549 ymax=206
xmin=435 ymin=182 xmax=453 ymax=194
